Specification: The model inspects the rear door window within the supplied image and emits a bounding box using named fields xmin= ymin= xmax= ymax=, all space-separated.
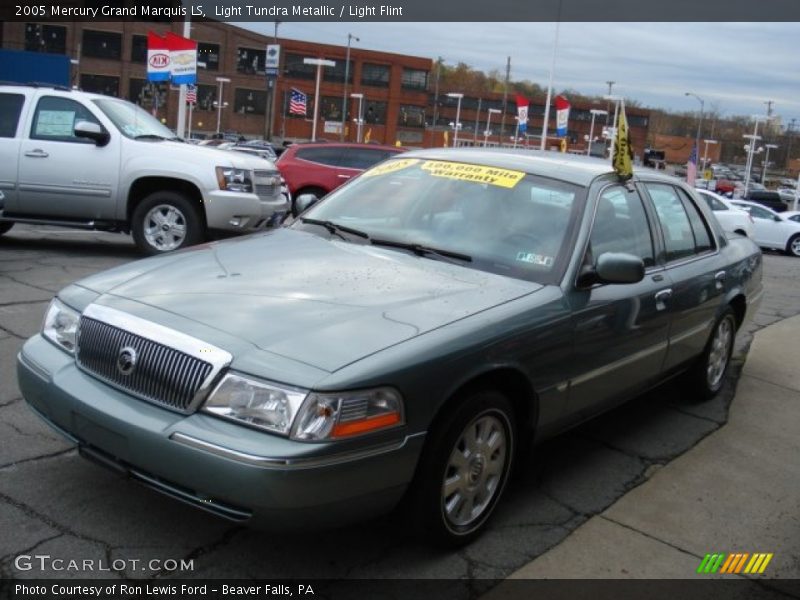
xmin=0 ymin=93 xmax=25 ymax=138
xmin=340 ymin=147 xmax=393 ymax=170
xmin=295 ymin=146 xmax=344 ymax=167
xmin=645 ymin=183 xmax=698 ymax=262
xmin=677 ymin=189 xmax=714 ymax=253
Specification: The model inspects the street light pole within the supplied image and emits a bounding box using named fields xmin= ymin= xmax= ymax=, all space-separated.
xmin=304 ymin=58 xmax=336 ymax=142
xmin=685 ymin=92 xmax=704 ymax=159
xmin=351 ymin=93 xmax=364 ymax=142
xmin=604 ymin=95 xmax=621 ymax=159
xmin=215 ymin=76 xmax=230 ymax=135
xmin=586 ymin=109 xmax=607 ymax=156
xmin=762 ymin=143 xmax=779 ymax=184
xmin=744 ymin=115 xmax=770 ymax=197
xmin=340 ymin=33 xmax=359 ymax=141
xmin=484 ymin=108 xmax=500 ymax=146
xmin=447 ymin=92 xmax=463 ymax=147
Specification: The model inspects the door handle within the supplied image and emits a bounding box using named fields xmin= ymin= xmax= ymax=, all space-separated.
xmin=337 ymin=174 xmax=352 ymax=179
xmin=715 ymin=270 xmax=726 ymax=290
xmin=654 ymin=288 xmax=673 ymax=311
xmin=24 ymin=149 xmax=49 ymax=158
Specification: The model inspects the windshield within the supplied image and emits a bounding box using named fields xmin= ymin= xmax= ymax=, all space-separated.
xmin=92 ymin=98 xmax=177 ymax=140
xmin=293 ymin=157 xmax=584 ymax=283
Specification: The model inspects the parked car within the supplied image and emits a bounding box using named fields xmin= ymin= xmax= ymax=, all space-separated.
xmin=695 ymin=189 xmax=754 ymax=238
xmin=276 ymin=142 xmax=405 ymax=216
xmin=17 ymin=150 xmax=762 ymax=546
xmin=730 ymin=199 xmax=800 ymax=256
xmin=782 ymin=211 xmax=800 ymax=224
xmin=744 ymin=190 xmax=788 ymax=212
xmin=0 ymin=84 xmax=289 ymax=254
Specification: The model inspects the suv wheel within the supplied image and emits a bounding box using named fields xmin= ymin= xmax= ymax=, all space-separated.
xmin=0 ymin=222 xmax=13 ymax=236
xmin=786 ymin=234 xmax=800 ymax=257
xmin=132 ymin=192 xmax=203 ymax=255
xmin=410 ymin=390 xmax=515 ymax=547
xmin=292 ymin=187 xmax=325 ymax=217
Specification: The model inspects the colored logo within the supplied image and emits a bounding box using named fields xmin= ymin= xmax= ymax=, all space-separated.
xmin=697 ymin=553 xmax=773 ymax=575
xmin=149 ymin=53 xmax=169 ymax=68
xmin=116 ymin=346 xmax=138 ymax=376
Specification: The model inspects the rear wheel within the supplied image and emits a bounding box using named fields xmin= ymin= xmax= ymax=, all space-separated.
xmin=786 ymin=234 xmax=800 ymax=257
xmin=0 ymin=222 xmax=13 ymax=235
xmin=131 ymin=191 xmax=203 ymax=255
xmin=686 ymin=308 xmax=737 ymax=400
xmin=410 ymin=390 xmax=515 ymax=546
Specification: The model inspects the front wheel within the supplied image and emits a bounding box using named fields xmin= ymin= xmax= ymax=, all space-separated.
xmin=786 ymin=234 xmax=800 ymax=257
xmin=410 ymin=390 xmax=515 ymax=547
xmin=131 ymin=192 xmax=203 ymax=255
xmin=686 ymin=308 xmax=737 ymax=400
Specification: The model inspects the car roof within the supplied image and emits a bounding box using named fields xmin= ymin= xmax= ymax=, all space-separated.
xmin=398 ymin=147 xmax=682 ymax=187
xmin=291 ymin=142 xmax=402 ymax=151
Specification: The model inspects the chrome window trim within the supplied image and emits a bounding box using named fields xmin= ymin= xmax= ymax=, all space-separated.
xmin=78 ymin=304 xmax=232 ymax=411
xmin=170 ymin=431 xmax=425 ymax=470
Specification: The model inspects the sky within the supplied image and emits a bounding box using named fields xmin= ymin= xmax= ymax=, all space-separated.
xmin=241 ymin=21 xmax=800 ymax=124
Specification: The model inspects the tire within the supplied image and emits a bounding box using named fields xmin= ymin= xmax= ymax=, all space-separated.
xmin=410 ymin=390 xmax=516 ymax=547
xmin=786 ymin=234 xmax=800 ymax=257
xmin=686 ymin=308 xmax=737 ymax=400
xmin=131 ymin=191 xmax=203 ymax=255
xmin=292 ymin=187 xmax=325 ymax=218
xmin=0 ymin=222 xmax=13 ymax=236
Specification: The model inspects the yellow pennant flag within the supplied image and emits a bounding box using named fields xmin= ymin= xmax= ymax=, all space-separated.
xmin=613 ymin=100 xmax=634 ymax=180
xmin=443 ymin=130 xmax=449 ymax=147
xmin=364 ymin=128 xmax=372 ymax=143
xmin=560 ymin=138 xmax=567 ymax=153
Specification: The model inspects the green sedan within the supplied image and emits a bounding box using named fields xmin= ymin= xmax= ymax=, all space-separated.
xmin=17 ymin=149 xmax=763 ymax=545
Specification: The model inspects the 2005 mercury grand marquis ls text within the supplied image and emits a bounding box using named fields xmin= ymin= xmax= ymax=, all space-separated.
xmin=17 ymin=149 xmax=763 ymax=545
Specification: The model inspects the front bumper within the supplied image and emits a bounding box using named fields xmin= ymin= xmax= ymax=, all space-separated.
xmin=17 ymin=335 xmax=424 ymax=529
xmin=204 ymin=190 xmax=290 ymax=233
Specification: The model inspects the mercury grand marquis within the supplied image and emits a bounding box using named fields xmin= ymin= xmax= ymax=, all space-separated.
xmin=17 ymin=149 xmax=763 ymax=545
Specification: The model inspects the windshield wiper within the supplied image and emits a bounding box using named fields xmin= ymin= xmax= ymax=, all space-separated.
xmin=299 ymin=217 xmax=370 ymax=241
xmin=370 ymin=237 xmax=472 ymax=263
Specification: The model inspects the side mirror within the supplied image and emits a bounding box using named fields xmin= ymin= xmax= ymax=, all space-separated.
xmin=578 ymin=252 xmax=645 ymax=287
xmin=295 ymin=193 xmax=320 ymax=215
xmin=74 ymin=121 xmax=110 ymax=146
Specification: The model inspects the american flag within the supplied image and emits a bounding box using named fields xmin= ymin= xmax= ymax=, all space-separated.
xmin=687 ymin=144 xmax=698 ymax=187
xmin=289 ymin=88 xmax=307 ymax=116
xmin=185 ymin=84 xmax=197 ymax=105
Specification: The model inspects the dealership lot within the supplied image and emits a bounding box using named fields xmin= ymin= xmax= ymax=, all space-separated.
xmin=0 ymin=225 xmax=798 ymax=581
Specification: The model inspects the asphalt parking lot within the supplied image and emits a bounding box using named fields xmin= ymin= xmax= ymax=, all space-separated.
xmin=1 ymin=225 xmax=799 ymax=584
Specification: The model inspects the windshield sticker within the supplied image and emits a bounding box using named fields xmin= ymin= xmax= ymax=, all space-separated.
xmin=421 ymin=161 xmax=525 ymax=188
xmin=362 ymin=158 xmax=421 ymax=177
xmin=516 ymin=252 xmax=554 ymax=267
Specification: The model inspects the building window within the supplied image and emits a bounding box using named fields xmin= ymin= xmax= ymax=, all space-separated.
xmin=80 ymin=74 xmax=119 ymax=97
xmin=364 ymin=101 xmax=387 ymax=125
xmin=361 ymin=63 xmax=390 ymax=88
xmin=401 ymin=68 xmax=428 ymax=90
xmin=237 ymin=47 xmax=266 ymax=75
xmin=194 ymin=85 xmax=217 ymax=111
xmin=323 ymin=60 xmax=353 ymax=84
xmin=284 ymin=54 xmax=316 ymax=79
xmin=234 ymin=88 xmax=266 ymax=116
xmin=320 ymin=96 xmax=348 ymax=121
xmin=82 ymin=30 xmax=122 ymax=60
xmin=198 ymin=42 xmax=220 ymax=71
xmin=129 ymin=78 xmax=167 ymax=112
xmin=131 ymin=34 xmax=148 ymax=63
xmin=398 ymin=105 xmax=425 ymax=128
xmin=25 ymin=24 xmax=67 ymax=54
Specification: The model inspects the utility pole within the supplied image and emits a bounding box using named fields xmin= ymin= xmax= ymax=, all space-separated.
xmin=500 ymin=56 xmax=510 ymax=140
xmin=430 ymin=57 xmax=442 ymax=147
xmin=605 ymin=80 xmax=614 ymax=125
xmin=786 ymin=118 xmax=797 ymax=168
xmin=765 ymin=100 xmax=774 ymax=117
xmin=265 ymin=20 xmax=280 ymax=142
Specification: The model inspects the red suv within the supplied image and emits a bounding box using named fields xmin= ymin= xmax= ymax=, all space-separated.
xmin=276 ymin=142 xmax=404 ymax=215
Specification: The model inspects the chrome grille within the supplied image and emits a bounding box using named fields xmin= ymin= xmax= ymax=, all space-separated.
xmin=254 ymin=170 xmax=280 ymax=199
xmin=76 ymin=317 xmax=213 ymax=413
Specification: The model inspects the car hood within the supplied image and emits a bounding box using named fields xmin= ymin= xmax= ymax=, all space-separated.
xmin=157 ymin=141 xmax=277 ymax=171
xmin=77 ymin=229 xmax=540 ymax=372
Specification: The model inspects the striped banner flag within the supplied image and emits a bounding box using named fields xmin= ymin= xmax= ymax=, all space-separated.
xmin=289 ymin=88 xmax=307 ymax=116
xmin=687 ymin=144 xmax=698 ymax=187
xmin=185 ymin=84 xmax=197 ymax=105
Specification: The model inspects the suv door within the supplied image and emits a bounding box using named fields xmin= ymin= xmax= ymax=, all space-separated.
xmin=0 ymin=92 xmax=27 ymax=211
xmin=17 ymin=94 xmax=119 ymax=219
xmin=567 ymin=183 xmax=671 ymax=417
xmin=643 ymin=183 xmax=725 ymax=371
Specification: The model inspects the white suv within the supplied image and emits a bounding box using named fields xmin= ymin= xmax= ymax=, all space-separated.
xmin=0 ymin=84 xmax=289 ymax=254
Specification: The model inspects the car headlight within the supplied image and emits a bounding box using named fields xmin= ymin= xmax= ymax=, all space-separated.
xmin=292 ymin=387 xmax=404 ymax=441
xmin=216 ymin=167 xmax=253 ymax=193
xmin=42 ymin=298 xmax=80 ymax=354
xmin=204 ymin=372 xmax=307 ymax=435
